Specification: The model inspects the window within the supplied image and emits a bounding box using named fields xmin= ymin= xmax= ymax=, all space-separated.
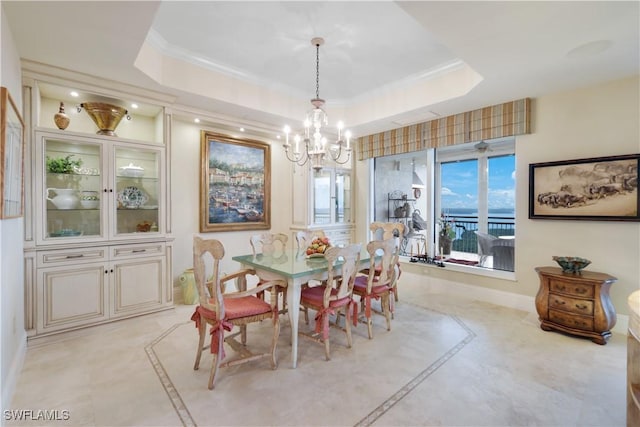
xmin=371 ymin=138 xmax=515 ymax=271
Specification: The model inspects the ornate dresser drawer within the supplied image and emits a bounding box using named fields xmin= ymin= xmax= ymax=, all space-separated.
xmin=549 ymin=294 xmax=594 ymax=316
xmin=549 ymin=309 xmax=594 ymax=331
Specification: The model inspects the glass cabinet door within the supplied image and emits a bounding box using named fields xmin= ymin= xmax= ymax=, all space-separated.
xmin=44 ymin=138 xmax=103 ymax=240
xmin=312 ymin=168 xmax=352 ymax=225
xmin=335 ymin=170 xmax=351 ymax=224
xmin=313 ymin=170 xmax=331 ymax=225
xmin=113 ymin=145 xmax=161 ymax=236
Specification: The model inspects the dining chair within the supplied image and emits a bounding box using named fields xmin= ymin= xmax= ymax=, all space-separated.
xmin=191 ymin=236 xmax=280 ymax=390
xmin=295 ymin=230 xmax=328 ymax=324
xmin=299 ymin=243 xmax=361 ymax=360
xmin=353 ymin=238 xmax=399 ymax=339
xmin=250 ymin=232 xmax=289 ymax=313
xmin=363 ymin=222 xmax=405 ymax=303
xmin=295 ymin=230 xmax=326 ymax=250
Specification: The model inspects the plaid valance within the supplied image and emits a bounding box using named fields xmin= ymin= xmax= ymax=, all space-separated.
xmin=357 ymin=98 xmax=531 ymax=160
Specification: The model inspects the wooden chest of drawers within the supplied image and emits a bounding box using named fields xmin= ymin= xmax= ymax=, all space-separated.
xmin=535 ymin=266 xmax=617 ymax=345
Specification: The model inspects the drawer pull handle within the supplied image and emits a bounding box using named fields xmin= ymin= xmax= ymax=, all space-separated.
xmin=575 ymin=304 xmax=588 ymax=310
xmin=65 ymin=254 xmax=84 ymax=259
xmin=557 ymin=286 xmax=566 ymax=291
xmin=554 ymin=299 xmax=566 ymax=305
xmin=575 ymin=288 xmax=587 ymax=294
xmin=132 ymin=249 xmax=147 ymax=253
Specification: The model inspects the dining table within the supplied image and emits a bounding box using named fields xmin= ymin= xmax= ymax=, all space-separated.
xmin=232 ymin=245 xmax=371 ymax=368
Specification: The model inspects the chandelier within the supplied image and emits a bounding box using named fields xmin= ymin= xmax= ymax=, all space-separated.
xmin=283 ymin=37 xmax=352 ymax=171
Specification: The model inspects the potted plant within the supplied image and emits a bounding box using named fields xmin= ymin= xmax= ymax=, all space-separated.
xmin=438 ymin=214 xmax=456 ymax=256
xmin=46 ymin=154 xmax=83 ymax=189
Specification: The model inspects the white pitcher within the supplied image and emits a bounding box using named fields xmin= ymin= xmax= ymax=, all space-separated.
xmin=46 ymin=188 xmax=79 ymax=210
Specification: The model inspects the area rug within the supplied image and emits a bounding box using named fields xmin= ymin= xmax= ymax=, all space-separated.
xmin=146 ymin=302 xmax=474 ymax=427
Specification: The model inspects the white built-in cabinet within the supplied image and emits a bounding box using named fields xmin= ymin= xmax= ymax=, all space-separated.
xmin=291 ymin=159 xmax=354 ymax=246
xmin=22 ymin=72 xmax=173 ymax=339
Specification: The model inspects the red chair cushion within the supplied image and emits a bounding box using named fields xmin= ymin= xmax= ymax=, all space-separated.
xmin=353 ymin=275 xmax=390 ymax=295
xmin=301 ymin=285 xmax=351 ymax=308
xmin=200 ymin=296 xmax=272 ymax=320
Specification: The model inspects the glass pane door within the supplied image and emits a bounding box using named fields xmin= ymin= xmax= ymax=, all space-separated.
xmin=44 ymin=138 xmax=102 ymax=240
xmin=313 ymin=170 xmax=331 ymax=225
xmin=114 ymin=146 xmax=160 ymax=236
xmin=335 ymin=171 xmax=351 ymax=223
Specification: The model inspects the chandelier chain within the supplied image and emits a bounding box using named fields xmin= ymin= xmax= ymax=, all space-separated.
xmin=315 ymin=42 xmax=320 ymax=99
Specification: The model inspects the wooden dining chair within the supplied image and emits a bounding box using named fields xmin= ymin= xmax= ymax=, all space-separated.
xmin=249 ymin=232 xmax=289 ymax=313
xmin=353 ymin=238 xmax=399 ymax=339
xmin=295 ymin=230 xmax=326 ymax=250
xmin=299 ymin=244 xmax=361 ymax=360
xmin=294 ymin=230 xmax=328 ymax=324
xmin=191 ymin=236 xmax=280 ymax=389
xmin=363 ymin=222 xmax=404 ymax=303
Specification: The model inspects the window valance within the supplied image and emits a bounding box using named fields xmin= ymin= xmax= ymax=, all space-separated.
xmin=357 ymin=98 xmax=531 ymax=160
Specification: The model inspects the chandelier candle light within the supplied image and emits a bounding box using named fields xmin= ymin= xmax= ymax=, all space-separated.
xmin=283 ymin=37 xmax=352 ymax=171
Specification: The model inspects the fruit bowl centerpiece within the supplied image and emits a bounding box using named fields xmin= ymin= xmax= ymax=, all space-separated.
xmin=552 ymin=256 xmax=591 ymax=273
xmin=306 ymin=236 xmax=331 ymax=258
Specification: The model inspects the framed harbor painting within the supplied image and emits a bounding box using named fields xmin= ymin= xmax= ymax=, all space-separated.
xmin=529 ymin=153 xmax=639 ymax=221
xmin=0 ymin=87 xmax=25 ymax=219
xmin=200 ymin=131 xmax=271 ymax=232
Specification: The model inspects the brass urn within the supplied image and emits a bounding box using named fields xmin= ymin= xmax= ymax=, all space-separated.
xmin=80 ymin=102 xmax=129 ymax=136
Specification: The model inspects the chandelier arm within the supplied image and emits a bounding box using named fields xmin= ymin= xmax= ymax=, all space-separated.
xmin=284 ymin=149 xmax=310 ymax=167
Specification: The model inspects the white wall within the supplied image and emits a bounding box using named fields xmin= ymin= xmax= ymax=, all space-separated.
xmin=0 ymin=4 xmax=27 ymax=417
xmin=169 ymin=120 xmax=293 ymax=286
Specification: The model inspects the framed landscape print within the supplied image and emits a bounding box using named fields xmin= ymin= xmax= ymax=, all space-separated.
xmin=0 ymin=87 xmax=25 ymax=219
xmin=200 ymin=131 xmax=271 ymax=232
xmin=529 ymin=153 xmax=639 ymax=221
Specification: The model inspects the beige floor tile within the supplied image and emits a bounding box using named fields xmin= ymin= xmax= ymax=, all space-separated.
xmin=8 ymin=271 xmax=626 ymax=427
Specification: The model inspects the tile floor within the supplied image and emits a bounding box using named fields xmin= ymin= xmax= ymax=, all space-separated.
xmin=8 ymin=271 xmax=627 ymax=426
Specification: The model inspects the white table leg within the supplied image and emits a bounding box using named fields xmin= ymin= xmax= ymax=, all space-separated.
xmin=286 ymin=278 xmax=301 ymax=368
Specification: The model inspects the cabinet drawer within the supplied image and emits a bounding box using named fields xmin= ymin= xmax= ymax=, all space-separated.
xmin=38 ymin=247 xmax=107 ymax=267
xmin=549 ymin=293 xmax=594 ymax=316
xmin=549 ymin=309 xmax=594 ymax=331
xmin=111 ymin=243 xmax=165 ymax=260
xmin=549 ymin=279 xmax=594 ymax=298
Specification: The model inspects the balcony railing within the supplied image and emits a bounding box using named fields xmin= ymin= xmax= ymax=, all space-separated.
xmin=450 ymin=215 xmax=515 ymax=254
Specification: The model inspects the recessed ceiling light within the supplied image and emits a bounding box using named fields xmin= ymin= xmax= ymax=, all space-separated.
xmin=240 ymin=127 xmax=245 ymax=132
xmin=194 ymin=118 xmax=200 ymax=123
xmin=130 ymin=103 xmax=139 ymax=109
xmin=70 ymin=91 xmax=79 ymax=97
xmin=276 ymin=135 xmax=281 ymax=139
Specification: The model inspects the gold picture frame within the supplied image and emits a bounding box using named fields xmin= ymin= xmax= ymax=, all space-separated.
xmin=200 ymin=131 xmax=271 ymax=232
xmin=0 ymin=87 xmax=25 ymax=219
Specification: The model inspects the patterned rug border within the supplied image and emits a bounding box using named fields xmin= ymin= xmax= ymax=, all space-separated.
xmin=145 ymin=303 xmax=475 ymax=427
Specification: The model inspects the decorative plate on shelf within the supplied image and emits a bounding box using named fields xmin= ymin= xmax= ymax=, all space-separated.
xmin=117 ymin=186 xmax=148 ymax=209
